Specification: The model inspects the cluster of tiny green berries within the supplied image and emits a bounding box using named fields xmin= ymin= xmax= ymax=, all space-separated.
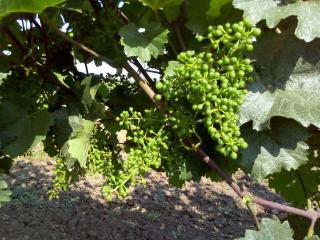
xmin=103 ymin=107 xmax=172 ymax=199
xmin=48 ymin=158 xmax=70 ymax=200
xmin=87 ymin=126 xmax=113 ymax=175
xmin=156 ymin=20 xmax=260 ymax=159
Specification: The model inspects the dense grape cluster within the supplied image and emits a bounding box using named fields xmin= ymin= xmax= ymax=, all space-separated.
xmin=156 ymin=19 xmax=260 ymax=159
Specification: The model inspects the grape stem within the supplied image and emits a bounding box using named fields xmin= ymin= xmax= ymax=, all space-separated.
xmin=40 ymin=17 xmax=320 ymax=234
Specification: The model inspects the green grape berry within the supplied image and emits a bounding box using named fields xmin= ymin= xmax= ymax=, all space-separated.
xmin=252 ymin=27 xmax=262 ymax=37
xmin=155 ymin=94 xmax=162 ymax=101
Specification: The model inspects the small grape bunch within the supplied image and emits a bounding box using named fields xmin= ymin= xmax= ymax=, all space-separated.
xmin=156 ymin=19 xmax=261 ymax=159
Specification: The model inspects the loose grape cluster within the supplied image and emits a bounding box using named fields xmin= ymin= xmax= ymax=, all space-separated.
xmin=48 ymin=157 xmax=70 ymax=200
xmin=103 ymin=107 xmax=170 ymax=199
xmin=156 ymin=19 xmax=260 ymax=159
xmin=87 ymin=126 xmax=113 ymax=175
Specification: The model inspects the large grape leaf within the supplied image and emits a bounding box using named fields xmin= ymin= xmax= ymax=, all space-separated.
xmin=240 ymin=118 xmax=310 ymax=180
xmin=0 ymin=0 xmax=65 ymax=20
xmin=268 ymin=162 xmax=320 ymax=208
xmin=119 ymin=22 xmax=169 ymax=62
xmin=53 ymin=108 xmax=94 ymax=169
xmin=61 ymin=119 xmax=94 ymax=169
xmin=240 ymin=30 xmax=320 ymax=131
xmin=0 ymin=100 xmax=53 ymax=157
xmin=0 ymin=179 xmax=11 ymax=207
xmin=233 ymin=0 xmax=320 ymax=42
xmin=237 ymin=218 xmax=293 ymax=240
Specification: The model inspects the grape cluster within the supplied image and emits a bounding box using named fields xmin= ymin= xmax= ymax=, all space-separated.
xmin=0 ymin=70 xmax=56 ymax=111
xmin=156 ymin=19 xmax=260 ymax=159
xmin=101 ymin=107 xmax=179 ymax=200
xmin=48 ymin=157 xmax=70 ymax=200
xmin=87 ymin=125 xmax=113 ymax=175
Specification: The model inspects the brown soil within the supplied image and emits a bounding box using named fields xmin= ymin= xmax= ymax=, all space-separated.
xmin=0 ymin=157 xmax=286 ymax=240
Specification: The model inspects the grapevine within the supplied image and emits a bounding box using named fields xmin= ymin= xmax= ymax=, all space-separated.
xmin=0 ymin=1 xmax=319 ymax=238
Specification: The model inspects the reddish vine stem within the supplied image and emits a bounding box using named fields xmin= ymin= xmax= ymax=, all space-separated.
xmin=186 ymin=138 xmax=320 ymax=221
xmin=38 ymin=17 xmax=320 ymax=232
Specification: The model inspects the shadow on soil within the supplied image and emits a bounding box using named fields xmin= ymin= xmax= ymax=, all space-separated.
xmin=0 ymin=158 xmax=284 ymax=240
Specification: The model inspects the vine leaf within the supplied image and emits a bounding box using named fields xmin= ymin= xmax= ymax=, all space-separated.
xmin=119 ymin=22 xmax=169 ymax=62
xmin=137 ymin=0 xmax=182 ymax=10
xmin=164 ymin=61 xmax=182 ymax=77
xmin=268 ymin=162 xmax=320 ymax=208
xmin=0 ymin=180 xmax=11 ymax=207
xmin=207 ymin=0 xmax=231 ymax=18
xmin=53 ymin=108 xmax=94 ymax=169
xmin=0 ymin=100 xmax=53 ymax=158
xmin=185 ymin=0 xmax=211 ymax=34
xmin=305 ymin=236 xmax=320 ymax=240
xmin=185 ymin=0 xmax=240 ymax=34
xmin=240 ymin=29 xmax=320 ymax=130
xmin=237 ymin=218 xmax=293 ymax=240
xmin=0 ymin=0 xmax=65 ymax=20
xmin=62 ymin=119 xmax=94 ymax=169
xmin=240 ymin=118 xmax=310 ymax=180
xmin=233 ymin=0 xmax=320 ymax=42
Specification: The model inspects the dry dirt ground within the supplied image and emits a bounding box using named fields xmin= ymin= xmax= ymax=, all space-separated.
xmin=0 ymin=157 xmax=286 ymax=240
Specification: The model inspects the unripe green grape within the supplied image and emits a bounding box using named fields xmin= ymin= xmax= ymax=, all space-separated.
xmin=245 ymin=44 xmax=254 ymax=51
xmin=243 ymin=18 xmax=252 ymax=27
xmin=252 ymin=28 xmax=262 ymax=37
xmin=156 ymin=82 xmax=163 ymax=89
xmin=196 ymin=35 xmax=205 ymax=42
xmin=216 ymin=29 xmax=223 ymax=36
xmin=155 ymin=94 xmax=162 ymax=101
xmin=230 ymin=152 xmax=238 ymax=160
xmin=240 ymin=141 xmax=248 ymax=149
xmin=246 ymin=65 xmax=254 ymax=73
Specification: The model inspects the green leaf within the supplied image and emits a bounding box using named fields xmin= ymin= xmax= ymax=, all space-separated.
xmin=207 ymin=0 xmax=231 ymax=18
xmin=233 ymin=0 xmax=320 ymax=42
xmin=0 ymin=180 xmax=11 ymax=207
xmin=0 ymin=0 xmax=65 ymax=20
xmin=240 ymin=30 xmax=320 ymax=130
xmin=0 ymin=180 xmax=7 ymax=189
xmin=185 ymin=0 xmax=240 ymax=34
xmin=237 ymin=218 xmax=293 ymax=240
xmin=240 ymin=118 xmax=310 ymax=180
xmin=62 ymin=119 xmax=94 ymax=168
xmin=164 ymin=61 xmax=182 ymax=77
xmin=269 ymin=162 xmax=320 ymax=208
xmin=60 ymin=0 xmax=93 ymax=14
xmin=0 ymin=101 xmax=53 ymax=157
xmin=119 ymin=22 xmax=169 ymax=62
xmin=185 ymin=0 xmax=211 ymax=34
xmin=305 ymin=236 xmax=320 ymax=240
xmin=53 ymin=107 xmax=94 ymax=168
xmin=137 ymin=0 xmax=182 ymax=10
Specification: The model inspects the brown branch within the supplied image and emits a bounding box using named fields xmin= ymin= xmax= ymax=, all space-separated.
xmin=131 ymin=58 xmax=155 ymax=87
xmin=41 ymin=16 xmax=116 ymax=68
xmin=123 ymin=62 xmax=163 ymax=110
xmin=172 ymin=21 xmax=186 ymax=51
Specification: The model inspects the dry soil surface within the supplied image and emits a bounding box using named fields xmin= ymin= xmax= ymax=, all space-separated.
xmin=0 ymin=157 xmax=286 ymax=240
